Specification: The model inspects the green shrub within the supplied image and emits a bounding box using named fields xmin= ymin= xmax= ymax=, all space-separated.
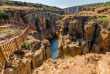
xmin=6 ymin=32 xmax=14 ymax=35
xmin=0 ymin=10 xmax=9 ymax=20
xmin=32 ymin=6 xmax=36 ymax=10
xmin=22 ymin=41 xmax=30 ymax=49
xmin=0 ymin=28 xmax=5 ymax=33
xmin=97 ymin=17 xmax=110 ymax=29
xmin=97 ymin=17 xmax=110 ymax=22
xmin=63 ymin=55 xmax=71 ymax=59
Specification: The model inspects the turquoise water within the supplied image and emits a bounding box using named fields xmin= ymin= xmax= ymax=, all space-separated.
xmin=50 ymin=38 xmax=59 ymax=60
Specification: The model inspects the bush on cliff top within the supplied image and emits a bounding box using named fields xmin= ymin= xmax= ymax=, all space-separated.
xmin=97 ymin=17 xmax=110 ymax=29
xmin=0 ymin=10 xmax=9 ymax=20
xmin=97 ymin=17 xmax=110 ymax=22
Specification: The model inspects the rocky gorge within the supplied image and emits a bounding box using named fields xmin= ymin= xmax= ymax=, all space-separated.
xmin=57 ymin=15 xmax=110 ymax=58
xmin=1 ymin=9 xmax=110 ymax=74
xmin=1 ymin=10 xmax=61 ymax=74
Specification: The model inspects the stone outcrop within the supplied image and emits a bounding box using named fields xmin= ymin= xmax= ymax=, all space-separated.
xmin=8 ymin=10 xmax=23 ymax=22
xmin=65 ymin=6 xmax=84 ymax=13
xmin=57 ymin=15 xmax=110 ymax=58
xmin=8 ymin=10 xmax=61 ymax=40
xmin=24 ymin=13 xmax=61 ymax=40
xmin=33 ymin=53 xmax=110 ymax=74
xmin=58 ymin=34 xmax=82 ymax=58
xmin=100 ymin=33 xmax=110 ymax=52
xmin=57 ymin=16 xmax=87 ymax=58
xmin=87 ymin=22 xmax=103 ymax=53
xmin=3 ymin=32 xmax=51 ymax=74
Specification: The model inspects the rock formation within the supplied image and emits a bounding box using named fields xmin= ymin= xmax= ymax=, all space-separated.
xmin=33 ymin=53 xmax=110 ymax=74
xmin=8 ymin=10 xmax=61 ymax=40
xmin=57 ymin=16 xmax=87 ymax=58
xmin=87 ymin=22 xmax=103 ymax=53
xmin=100 ymin=33 xmax=110 ymax=52
xmin=23 ymin=12 xmax=61 ymax=40
xmin=2 ymin=9 xmax=110 ymax=74
xmin=3 ymin=32 xmax=51 ymax=74
xmin=57 ymin=15 xmax=110 ymax=58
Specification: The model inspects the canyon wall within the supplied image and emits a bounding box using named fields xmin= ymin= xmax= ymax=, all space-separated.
xmin=57 ymin=15 xmax=110 ymax=58
xmin=65 ymin=6 xmax=84 ymax=13
xmin=4 ymin=10 xmax=110 ymax=74
xmin=3 ymin=32 xmax=51 ymax=74
xmin=8 ymin=10 xmax=61 ymax=40
xmin=24 ymin=12 xmax=61 ymax=40
xmin=2 ymin=10 xmax=62 ymax=74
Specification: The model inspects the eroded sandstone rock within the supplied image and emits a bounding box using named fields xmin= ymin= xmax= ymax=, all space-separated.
xmin=57 ymin=15 xmax=110 ymax=57
xmin=33 ymin=53 xmax=110 ymax=74
xmin=100 ymin=33 xmax=110 ymax=52
xmin=24 ymin=13 xmax=61 ymax=40
xmin=3 ymin=33 xmax=51 ymax=74
xmin=87 ymin=22 xmax=103 ymax=53
xmin=57 ymin=16 xmax=87 ymax=58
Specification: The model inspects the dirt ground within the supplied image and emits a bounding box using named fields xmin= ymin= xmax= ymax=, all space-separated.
xmin=33 ymin=53 xmax=110 ymax=74
xmin=0 ymin=25 xmax=25 ymax=44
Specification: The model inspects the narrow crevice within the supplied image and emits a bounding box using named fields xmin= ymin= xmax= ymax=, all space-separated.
xmin=82 ymin=19 xmax=85 ymax=38
xmin=44 ymin=45 xmax=47 ymax=60
xmin=81 ymin=17 xmax=88 ymax=37
xmin=89 ymin=24 xmax=98 ymax=52
xmin=35 ymin=19 xmax=42 ymax=35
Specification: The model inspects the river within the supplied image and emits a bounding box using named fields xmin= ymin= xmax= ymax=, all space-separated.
xmin=50 ymin=37 xmax=59 ymax=60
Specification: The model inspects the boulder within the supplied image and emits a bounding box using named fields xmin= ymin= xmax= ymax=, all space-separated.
xmin=100 ymin=33 xmax=110 ymax=52
xmin=58 ymin=35 xmax=82 ymax=58
xmin=42 ymin=39 xmax=51 ymax=59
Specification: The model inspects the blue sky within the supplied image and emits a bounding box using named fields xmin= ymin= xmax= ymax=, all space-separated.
xmin=14 ymin=0 xmax=110 ymax=8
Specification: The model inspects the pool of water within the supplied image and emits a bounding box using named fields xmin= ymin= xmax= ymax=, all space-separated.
xmin=50 ymin=37 xmax=59 ymax=60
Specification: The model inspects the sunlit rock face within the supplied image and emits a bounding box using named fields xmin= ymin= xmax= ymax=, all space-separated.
xmin=100 ymin=33 xmax=110 ymax=52
xmin=33 ymin=53 xmax=110 ymax=74
xmin=24 ymin=13 xmax=61 ymax=40
xmin=8 ymin=10 xmax=23 ymax=22
xmin=3 ymin=12 xmax=61 ymax=74
xmin=3 ymin=34 xmax=51 ymax=74
xmin=57 ymin=16 xmax=87 ymax=58
xmin=87 ymin=22 xmax=103 ymax=53
xmin=8 ymin=10 xmax=61 ymax=40
xmin=56 ymin=15 xmax=110 ymax=58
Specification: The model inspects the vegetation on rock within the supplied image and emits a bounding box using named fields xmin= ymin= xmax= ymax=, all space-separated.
xmin=0 ymin=1 xmax=62 ymax=10
xmin=0 ymin=10 xmax=8 ymax=20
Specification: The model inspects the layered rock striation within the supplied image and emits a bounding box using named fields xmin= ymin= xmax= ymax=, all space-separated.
xmin=24 ymin=13 xmax=61 ymax=39
xmin=57 ymin=15 xmax=110 ymax=58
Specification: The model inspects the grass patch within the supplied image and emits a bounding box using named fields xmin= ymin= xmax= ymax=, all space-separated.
xmin=0 ymin=28 xmax=6 ymax=33
xmin=22 ymin=41 xmax=30 ymax=49
xmin=97 ymin=17 xmax=110 ymax=22
xmin=6 ymin=32 xmax=15 ymax=35
xmin=61 ymin=55 xmax=71 ymax=59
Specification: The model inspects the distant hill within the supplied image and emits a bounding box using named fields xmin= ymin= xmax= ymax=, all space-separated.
xmin=0 ymin=1 xmax=62 ymax=10
xmin=64 ymin=1 xmax=110 ymax=13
